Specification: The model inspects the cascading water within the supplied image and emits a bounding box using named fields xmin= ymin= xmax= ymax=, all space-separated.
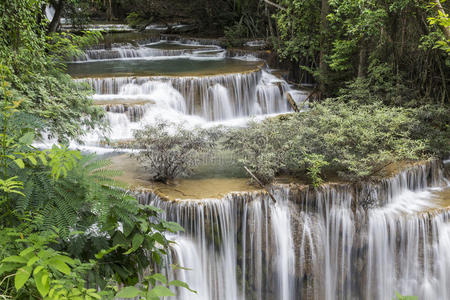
xmin=137 ymin=160 xmax=450 ymax=300
xmin=271 ymin=194 xmax=296 ymax=300
xmin=72 ymin=41 xmax=224 ymax=62
xmin=82 ymin=70 xmax=289 ymax=118
xmin=75 ymin=70 xmax=295 ymax=143
xmin=64 ymin=37 xmax=305 ymax=148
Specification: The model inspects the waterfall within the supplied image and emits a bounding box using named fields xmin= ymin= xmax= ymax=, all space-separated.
xmin=207 ymin=84 xmax=234 ymax=120
xmin=45 ymin=5 xmax=55 ymax=21
xmin=137 ymin=160 xmax=449 ymax=300
xmin=78 ymin=70 xmax=292 ymax=127
xmin=73 ymin=47 xmax=201 ymax=61
xmin=270 ymin=192 xmax=296 ymax=300
xmin=67 ymin=39 xmax=300 ymax=148
xmin=366 ymin=208 xmax=450 ymax=300
xmin=71 ymin=41 xmax=224 ymax=62
xmin=146 ymin=197 xmax=240 ymax=299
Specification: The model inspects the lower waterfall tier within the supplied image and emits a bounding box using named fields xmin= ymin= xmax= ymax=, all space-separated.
xmin=137 ymin=160 xmax=450 ymax=300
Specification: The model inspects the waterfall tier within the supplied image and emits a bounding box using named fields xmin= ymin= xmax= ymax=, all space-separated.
xmin=72 ymin=43 xmax=223 ymax=62
xmin=80 ymin=70 xmax=293 ymax=123
xmin=137 ymin=160 xmax=449 ymax=300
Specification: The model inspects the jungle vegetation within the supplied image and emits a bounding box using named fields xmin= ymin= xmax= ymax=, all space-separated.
xmin=0 ymin=0 xmax=449 ymax=297
xmin=0 ymin=1 xmax=193 ymax=299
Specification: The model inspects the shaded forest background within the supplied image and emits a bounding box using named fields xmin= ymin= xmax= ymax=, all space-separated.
xmin=51 ymin=0 xmax=450 ymax=104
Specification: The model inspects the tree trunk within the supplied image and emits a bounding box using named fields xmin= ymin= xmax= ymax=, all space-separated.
xmin=48 ymin=0 xmax=64 ymax=33
xmin=318 ymin=0 xmax=330 ymax=95
xmin=432 ymin=0 xmax=450 ymax=40
xmin=265 ymin=2 xmax=279 ymax=49
xmin=357 ymin=44 xmax=367 ymax=78
xmin=106 ymin=0 xmax=114 ymax=22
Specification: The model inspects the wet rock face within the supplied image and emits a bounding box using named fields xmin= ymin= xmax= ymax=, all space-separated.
xmin=104 ymin=104 xmax=147 ymax=122
xmin=137 ymin=160 xmax=450 ymax=300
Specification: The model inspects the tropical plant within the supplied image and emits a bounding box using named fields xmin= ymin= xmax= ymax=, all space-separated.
xmin=0 ymin=228 xmax=109 ymax=300
xmin=115 ymin=270 xmax=196 ymax=299
xmin=0 ymin=0 xmax=104 ymax=143
xmin=0 ymin=65 xmax=191 ymax=299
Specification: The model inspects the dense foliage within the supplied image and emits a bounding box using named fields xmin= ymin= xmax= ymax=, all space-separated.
xmin=0 ymin=0 xmax=104 ymax=143
xmin=65 ymin=0 xmax=272 ymax=37
xmin=273 ymin=0 xmax=449 ymax=102
xmin=0 ymin=66 xmax=193 ymax=299
xmin=68 ymin=0 xmax=449 ymax=106
xmin=1 ymin=0 xmax=448 ymax=295
xmin=0 ymin=2 xmax=193 ymax=299
xmin=224 ymin=99 xmax=441 ymax=185
xmin=129 ymin=99 xmax=446 ymax=187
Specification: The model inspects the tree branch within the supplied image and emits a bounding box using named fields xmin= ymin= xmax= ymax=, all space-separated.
xmin=263 ymin=0 xmax=286 ymax=11
xmin=244 ymin=166 xmax=277 ymax=203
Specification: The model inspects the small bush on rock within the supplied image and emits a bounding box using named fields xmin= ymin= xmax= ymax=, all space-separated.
xmin=133 ymin=121 xmax=215 ymax=183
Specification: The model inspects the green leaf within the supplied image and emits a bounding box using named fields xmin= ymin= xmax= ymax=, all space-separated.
xmin=395 ymin=292 xmax=418 ymax=300
xmin=132 ymin=234 xmax=144 ymax=250
xmin=33 ymin=266 xmax=44 ymax=275
xmin=163 ymin=221 xmax=184 ymax=233
xmin=170 ymin=264 xmax=192 ymax=271
xmin=124 ymin=234 xmax=145 ymax=255
xmin=148 ymin=286 xmax=175 ymax=297
xmin=15 ymin=266 xmax=32 ymax=290
xmin=49 ymin=258 xmax=71 ymax=275
xmin=0 ymin=263 xmax=20 ymax=276
xmin=95 ymin=244 xmax=123 ymax=259
xmin=19 ymin=132 xmax=35 ymax=145
xmin=19 ymin=247 xmax=35 ymax=257
xmin=39 ymin=154 xmax=48 ymax=165
xmin=34 ymin=269 xmax=50 ymax=297
xmin=169 ymin=280 xmax=197 ymax=293
xmin=123 ymin=222 xmax=134 ymax=237
xmin=89 ymin=292 xmax=101 ymax=299
xmin=115 ymin=286 xmax=141 ymax=298
xmin=53 ymin=255 xmax=75 ymax=266
xmin=148 ymin=273 xmax=167 ymax=284
xmin=151 ymin=232 xmax=167 ymax=245
xmin=3 ymin=256 xmax=27 ymax=264
xmin=28 ymin=155 xmax=37 ymax=165
xmin=26 ymin=256 xmax=39 ymax=267
xmin=14 ymin=159 xmax=25 ymax=169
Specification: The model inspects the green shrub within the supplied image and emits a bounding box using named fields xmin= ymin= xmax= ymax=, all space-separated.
xmin=126 ymin=12 xmax=148 ymax=29
xmin=224 ymin=22 xmax=248 ymax=47
xmin=133 ymin=121 xmax=215 ymax=183
xmin=225 ymin=100 xmax=430 ymax=184
xmin=224 ymin=118 xmax=291 ymax=184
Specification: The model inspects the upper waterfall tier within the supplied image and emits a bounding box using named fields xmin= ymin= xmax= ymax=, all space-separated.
xmin=72 ymin=41 xmax=224 ymax=62
xmin=137 ymin=160 xmax=450 ymax=300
